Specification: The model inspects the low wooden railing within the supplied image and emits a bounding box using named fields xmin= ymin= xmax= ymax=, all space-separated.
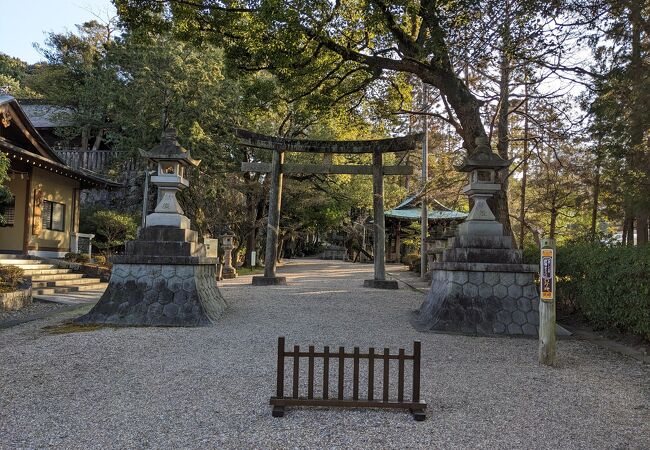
xmin=270 ymin=337 xmax=427 ymax=420
xmin=55 ymin=149 xmax=139 ymax=174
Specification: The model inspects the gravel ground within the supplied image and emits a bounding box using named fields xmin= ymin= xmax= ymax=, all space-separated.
xmin=0 ymin=259 xmax=648 ymax=449
xmin=0 ymin=300 xmax=68 ymax=325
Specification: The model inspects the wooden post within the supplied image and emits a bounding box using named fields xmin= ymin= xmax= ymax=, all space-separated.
xmin=373 ymin=149 xmax=386 ymax=281
xmin=395 ymin=221 xmax=401 ymax=263
xmin=538 ymin=238 xmax=557 ymax=365
xmin=276 ymin=337 xmax=285 ymax=398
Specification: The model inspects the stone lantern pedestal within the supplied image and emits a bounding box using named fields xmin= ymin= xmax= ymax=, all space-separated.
xmin=76 ymin=130 xmax=226 ymax=327
xmin=220 ymin=228 xmax=237 ymax=279
xmin=413 ymin=138 xmax=569 ymax=336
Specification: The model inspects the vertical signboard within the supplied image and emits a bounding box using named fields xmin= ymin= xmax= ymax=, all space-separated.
xmin=540 ymin=244 xmax=555 ymax=303
xmin=538 ymin=238 xmax=557 ymax=365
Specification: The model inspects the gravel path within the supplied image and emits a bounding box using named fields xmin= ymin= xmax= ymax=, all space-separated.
xmin=0 ymin=259 xmax=648 ymax=449
xmin=0 ymin=300 xmax=69 ymax=326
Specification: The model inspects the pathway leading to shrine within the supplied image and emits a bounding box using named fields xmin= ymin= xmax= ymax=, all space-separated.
xmin=0 ymin=259 xmax=647 ymax=448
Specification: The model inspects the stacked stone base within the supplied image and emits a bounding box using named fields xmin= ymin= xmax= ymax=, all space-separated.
xmin=222 ymin=267 xmax=237 ymax=279
xmin=77 ymin=263 xmax=225 ymax=326
xmin=415 ymin=234 xmax=551 ymax=336
xmin=76 ymin=226 xmax=226 ymax=327
xmin=413 ymin=268 xmax=540 ymax=335
xmin=0 ymin=283 xmax=32 ymax=311
xmin=252 ymin=276 xmax=287 ymax=286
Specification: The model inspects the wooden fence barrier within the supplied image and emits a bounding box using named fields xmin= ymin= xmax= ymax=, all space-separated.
xmin=270 ymin=337 xmax=426 ymax=420
xmin=55 ymin=149 xmax=139 ymax=174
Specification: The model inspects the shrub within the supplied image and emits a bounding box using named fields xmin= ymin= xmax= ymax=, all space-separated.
xmin=64 ymin=252 xmax=78 ymax=261
xmin=76 ymin=253 xmax=90 ymax=263
xmin=556 ymin=243 xmax=650 ymax=340
xmin=64 ymin=252 xmax=90 ymax=263
xmin=0 ymin=265 xmax=24 ymax=289
xmin=402 ymin=253 xmax=420 ymax=271
xmin=93 ymin=254 xmax=107 ymax=266
xmin=81 ymin=209 xmax=137 ymax=256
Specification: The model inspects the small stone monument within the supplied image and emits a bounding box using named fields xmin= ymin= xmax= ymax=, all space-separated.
xmin=220 ymin=226 xmax=237 ymax=279
xmin=414 ymin=137 xmax=567 ymax=336
xmin=76 ymin=130 xmax=226 ymax=326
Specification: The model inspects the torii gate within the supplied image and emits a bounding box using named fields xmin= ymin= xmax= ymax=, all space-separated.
xmin=236 ymin=129 xmax=421 ymax=289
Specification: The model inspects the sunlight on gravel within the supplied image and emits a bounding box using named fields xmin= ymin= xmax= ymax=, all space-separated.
xmin=0 ymin=259 xmax=648 ymax=449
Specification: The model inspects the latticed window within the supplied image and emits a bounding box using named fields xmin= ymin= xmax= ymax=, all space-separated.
xmin=42 ymin=200 xmax=65 ymax=231
xmin=0 ymin=195 xmax=15 ymax=227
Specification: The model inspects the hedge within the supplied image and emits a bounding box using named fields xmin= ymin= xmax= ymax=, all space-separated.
xmin=555 ymin=243 xmax=650 ymax=340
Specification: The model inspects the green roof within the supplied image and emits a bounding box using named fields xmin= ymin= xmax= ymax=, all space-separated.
xmin=385 ymin=208 xmax=467 ymax=221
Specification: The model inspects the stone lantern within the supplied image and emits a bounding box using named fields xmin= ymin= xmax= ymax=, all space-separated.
xmin=75 ymin=128 xmax=227 ymax=327
xmin=412 ymin=136 xmax=570 ymax=337
xmin=220 ymin=226 xmax=237 ymax=279
xmin=455 ymin=137 xmax=512 ymax=237
xmin=140 ymin=129 xmax=200 ymax=230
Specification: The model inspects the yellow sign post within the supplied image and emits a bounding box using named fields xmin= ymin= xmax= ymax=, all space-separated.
xmin=538 ymin=239 xmax=556 ymax=365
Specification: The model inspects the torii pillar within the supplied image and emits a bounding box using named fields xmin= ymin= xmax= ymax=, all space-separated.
xmin=236 ymin=129 xmax=420 ymax=289
xmin=253 ymin=149 xmax=287 ymax=286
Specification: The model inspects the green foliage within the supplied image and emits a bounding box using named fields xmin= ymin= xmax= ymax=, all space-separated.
xmin=80 ymin=209 xmax=138 ymax=253
xmin=0 ymin=153 xmax=11 ymax=227
xmin=0 ymin=265 xmax=24 ymax=290
xmin=556 ymin=243 xmax=650 ymax=340
xmin=64 ymin=252 xmax=90 ymax=264
xmin=93 ymin=254 xmax=108 ymax=266
xmin=0 ymin=53 xmax=41 ymax=98
xmin=402 ymin=252 xmax=421 ymax=271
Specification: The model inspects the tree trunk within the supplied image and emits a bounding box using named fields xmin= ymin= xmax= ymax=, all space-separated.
xmin=81 ymin=125 xmax=90 ymax=151
xmin=590 ymin=159 xmax=601 ymax=241
xmin=495 ymin=17 xmax=513 ymax=239
xmin=244 ymin=190 xmax=257 ymax=268
xmin=625 ymin=213 xmax=635 ymax=245
xmin=638 ymin=215 xmax=648 ymax=245
xmin=549 ymin=207 xmax=557 ymax=239
xmin=629 ymin=5 xmax=648 ymax=245
xmin=518 ymin=87 xmax=529 ymax=249
xmin=91 ymin=129 xmax=103 ymax=151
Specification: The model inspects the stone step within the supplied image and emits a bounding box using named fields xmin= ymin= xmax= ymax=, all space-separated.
xmin=32 ymin=278 xmax=102 ymax=288
xmin=0 ymin=254 xmax=29 ymax=259
xmin=125 ymin=240 xmax=204 ymax=257
xmin=139 ymin=226 xmax=198 ymax=243
xmin=21 ymin=268 xmax=73 ymax=276
xmin=75 ymin=283 xmax=108 ymax=292
xmin=447 ymin=235 xmax=515 ymax=250
xmin=443 ymin=248 xmax=523 ymax=264
xmin=34 ymin=283 xmax=107 ymax=295
xmin=5 ymin=263 xmax=56 ymax=270
xmin=31 ymin=273 xmax=85 ymax=281
xmin=0 ymin=259 xmax=37 ymax=265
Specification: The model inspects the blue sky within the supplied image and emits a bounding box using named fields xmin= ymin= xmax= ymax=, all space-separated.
xmin=0 ymin=0 xmax=117 ymax=63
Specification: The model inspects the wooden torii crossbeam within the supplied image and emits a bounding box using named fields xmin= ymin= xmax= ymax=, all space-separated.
xmin=236 ymin=128 xmax=421 ymax=289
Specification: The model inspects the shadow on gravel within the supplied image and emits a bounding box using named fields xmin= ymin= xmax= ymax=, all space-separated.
xmin=42 ymin=323 xmax=109 ymax=334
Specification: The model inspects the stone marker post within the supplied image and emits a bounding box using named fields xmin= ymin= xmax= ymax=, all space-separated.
xmin=538 ymin=238 xmax=557 ymax=365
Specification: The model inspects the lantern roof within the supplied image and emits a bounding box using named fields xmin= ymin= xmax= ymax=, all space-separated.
xmin=140 ymin=128 xmax=201 ymax=167
xmin=221 ymin=224 xmax=235 ymax=236
xmin=455 ymin=137 xmax=511 ymax=172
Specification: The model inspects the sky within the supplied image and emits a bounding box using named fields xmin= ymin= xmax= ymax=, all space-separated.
xmin=0 ymin=0 xmax=117 ymax=63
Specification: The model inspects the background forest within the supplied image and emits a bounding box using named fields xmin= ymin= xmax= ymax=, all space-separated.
xmin=1 ymin=1 xmax=648 ymax=337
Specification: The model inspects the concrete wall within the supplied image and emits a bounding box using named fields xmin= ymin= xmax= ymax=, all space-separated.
xmin=0 ymin=173 xmax=28 ymax=252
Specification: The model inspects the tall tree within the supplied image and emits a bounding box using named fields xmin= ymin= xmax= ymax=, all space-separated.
xmin=115 ymin=0 xmax=571 ymax=235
